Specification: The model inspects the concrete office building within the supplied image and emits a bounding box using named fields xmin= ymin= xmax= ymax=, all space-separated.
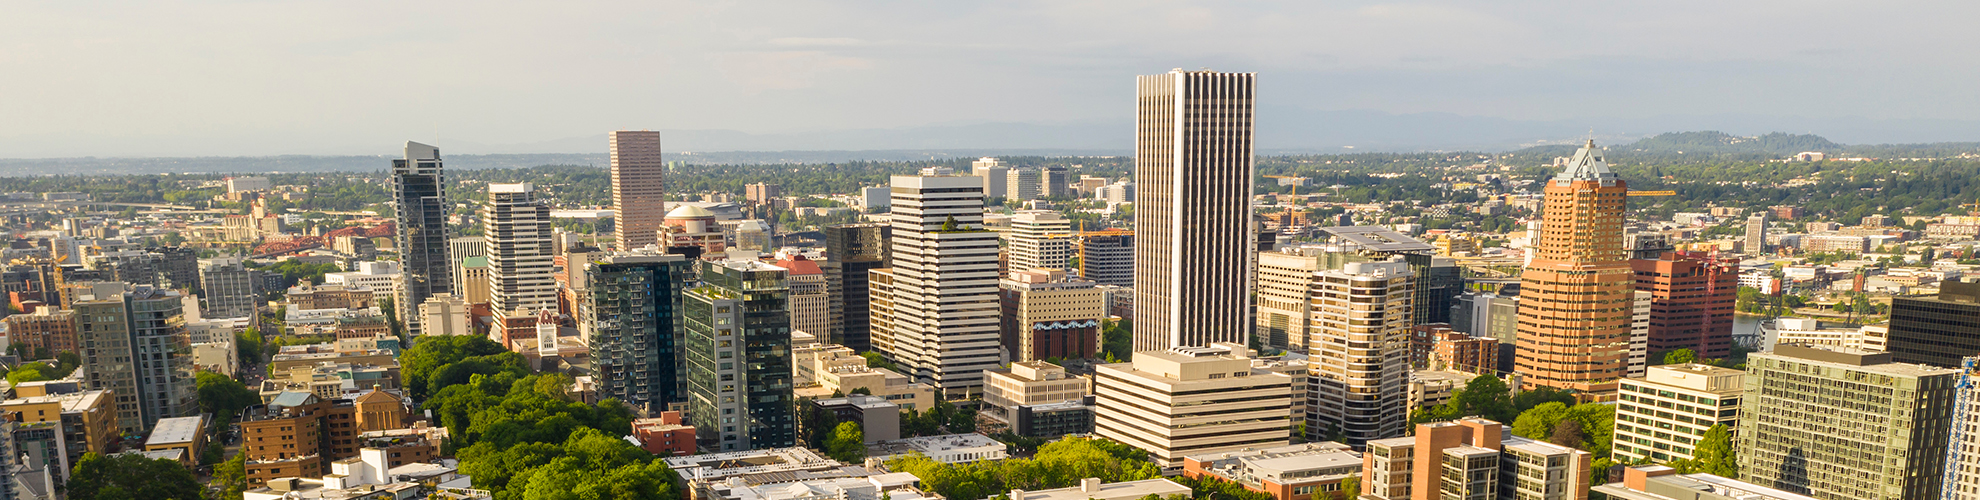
xmin=1094 ymin=344 xmax=1291 ymax=465
xmin=981 ymin=361 xmax=1090 ymax=424
xmin=1629 ymin=290 xmax=1652 ymax=378
xmin=824 ymin=223 xmax=890 ymax=352
xmin=1308 ymin=259 xmax=1414 ymax=445
xmin=86 ymin=247 xmax=198 ymax=291
xmin=71 ymin=283 xmax=198 ymax=433
xmin=1736 ymin=344 xmax=1958 ymax=500
xmin=1612 ymin=364 xmax=1742 ymax=464
xmin=1042 ymin=166 xmax=1070 ymax=199
xmin=972 ymin=157 xmax=1009 ymax=199
xmin=448 ymin=236 xmax=486 ymax=300
xmin=1076 ymin=230 xmax=1134 ymax=288
xmin=417 ymin=295 xmax=471 ymax=337
xmin=1007 ymin=211 xmax=1074 ymax=276
xmin=1886 ymin=279 xmax=1980 ymax=368
xmin=1181 ymin=442 xmax=1363 ymax=500
xmin=390 ymin=141 xmax=452 ymax=336
xmin=1631 ymin=252 xmax=1738 ymax=359
xmin=745 ymin=183 xmax=781 ymax=206
xmin=484 ymin=182 xmax=558 ymax=347
xmin=999 ymin=269 xmax=1104 ymax=362
xmin=1255 ymin=248 xmax=1326 ymax=354
xmin=1359 ymin=418 xmax=1592 ymax=500
xmin=199 ymin=257 xmax=260 ymax=319
xmin=684 ymin=258 xmax=795 ymax=452
xmin=1745 ymin=213 xmax=1768 ymax=254
xmin=1517 ymin=140 xmax=1633 ymax=399
xmin=611 ymin=130 xmax=667 ymax=251
xmin=581 ymin=251 xmax=696 ymax=413
xmin=1132 ymin=69 xmax=1255 ymax=353
xmin=1007 ymin=168 xmax=1042 ymax=202
xmin=870 ymin=169 xmax=1002 ymax=400
xmin=778 ymin=255 xmax=831 ymax=338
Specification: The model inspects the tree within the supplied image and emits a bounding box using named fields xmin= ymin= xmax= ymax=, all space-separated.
xmin=862 ymin=351 xmax=900 ymax=372
xmin=1511 ymin=402 xmax=1570 ymax=439
xmin=1548 ymin=419 xmax=1586 ymax=449
xmin=196 ymin=371 xmax=260 ymax=420
xmin=1690 ymin=424 xmax=1739 ymax=477
xmin=1100 ymin=319 xmax=1134 ymax=362
xmin=824 ymin=422 xmax=866 ymax=462
xmin=401 ymin=335 xmax=516 ymax=401
xmin=1663 ymin=349 xmax=1697 ymax=366
xmin=1512 ymin=386 xmax=1576 ymax=413
xmin=212 ymin=453 xmax=249 ymax=500
xmin=1338 ymin=476 xmax=1361 ymax=500
xmin=66 ymin=452 xmax=204 ymax=500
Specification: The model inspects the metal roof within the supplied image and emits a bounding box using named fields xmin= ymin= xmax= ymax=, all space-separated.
xmin=1315 ymin=226 xmax=1434 ymax=253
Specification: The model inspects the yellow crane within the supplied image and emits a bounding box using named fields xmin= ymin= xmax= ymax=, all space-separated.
xmin=1626 ymin=191 xmax=1676 ymax=197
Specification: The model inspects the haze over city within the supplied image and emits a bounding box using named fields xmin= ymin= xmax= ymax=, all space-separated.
xmin=9 ymin=1 xmax=1980 ymax=157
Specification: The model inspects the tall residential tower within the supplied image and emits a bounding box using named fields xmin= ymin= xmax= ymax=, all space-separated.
xmin=1132 ymin=69 xmax=1256 ymax=353
xmin=870 ymin=168 xmax=1003 ymax=400
xmin=485 ymin=183 xmax=558 ymax=347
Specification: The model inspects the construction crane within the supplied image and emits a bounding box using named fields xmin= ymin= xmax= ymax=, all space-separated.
xmin=7 ymin=254 xmax=69 ymax=307
xmin=1946 ymin=357 xmax=1976 ymax=500
xmin=1626 ymin=191 xmax=1676 ymax=197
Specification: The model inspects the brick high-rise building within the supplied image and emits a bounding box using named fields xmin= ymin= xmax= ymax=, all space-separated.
xmin=1516 ymin=140 xmax=1633 ymax=399
xmin=1630 ymin=252 xmax=1738 ymax=359
xmin=2 ymin=308 xmax=77 ymax=358
xmin=611 ymin=131 xmax=666 ymax=251
xmin=1132 ymin=69 xmax=1255 ymax=353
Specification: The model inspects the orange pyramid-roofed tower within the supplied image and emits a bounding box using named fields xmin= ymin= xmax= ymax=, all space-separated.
xmin=1515 ymin=139 xmax=1633 ymax=400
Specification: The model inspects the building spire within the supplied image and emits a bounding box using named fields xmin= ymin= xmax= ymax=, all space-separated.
xmin=1555 ymin=138 xmax=1619 ymax=185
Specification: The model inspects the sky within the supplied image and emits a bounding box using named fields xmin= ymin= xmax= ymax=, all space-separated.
xmin=4 ymin=1 xmax=1979 ymax=157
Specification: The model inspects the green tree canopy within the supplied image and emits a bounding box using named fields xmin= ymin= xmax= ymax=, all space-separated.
xmin=196 ymin=371 xmax=261 ymax=419
xmin=824 ymin=422 xmax=866 ymax=463
xmin=886 ymin=437 xmax=1159 ymax=500
xmin=66 ymin=452 xmax=204 ymax=500
xmin=1663 ymin=349 xmax=1698 ymax=365
xmin=402 ymin=335 xmax=518 ymax=401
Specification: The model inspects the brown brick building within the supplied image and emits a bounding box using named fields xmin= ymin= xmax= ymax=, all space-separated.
xmin=1429 ymin=330 xmax=1499 ymax=375
xmin=1629 ymin=252 xmax=1738 ymax=359
xmin=1515 ymin=140 xmax=1633 ymax=400
xmin=2 ymin=308 xmax=79 ymax=356
xmin=241 ymin=390 xmax=412 ymax=484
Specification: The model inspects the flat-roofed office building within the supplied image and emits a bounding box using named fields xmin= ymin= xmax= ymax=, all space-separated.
xmin=1093 ymin=343 xmax=1291 ymax=465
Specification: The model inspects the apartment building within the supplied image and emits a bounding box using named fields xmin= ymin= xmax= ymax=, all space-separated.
xmin=684 ymin=258 xmax=795 ymax=452
xmin=1737 ymin=344 xmax=1958 ymax=500
xmin=1308 ymin=259 xmax=1413 ymax=445
xmin=1359 ymin=418 xmax=1591 ymax=500
xmin=1613 ymin=364 xmax=1742 ymax=464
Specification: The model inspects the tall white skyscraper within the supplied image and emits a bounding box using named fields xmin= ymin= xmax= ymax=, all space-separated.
xmin=972 ymin=157 xmax=1008 ymax=200
xmin=870 ymin=168 xmax=1003 ymax=401
xmin=485 ymin=182 xmax=557 ymax=348
xmin=1132 ymin=69 xmax=1257 ymax=353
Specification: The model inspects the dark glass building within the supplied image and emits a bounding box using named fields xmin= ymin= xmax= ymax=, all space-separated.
xmin=582 ymin=252 xmax=696 ymax=413
xmin=823 ymin=223 xmax=889 ymax=352
xmin=391 ymin=141 xmax=452 ymax=335
xmin=684 ymin=259 xmax=794 ymax=452
xmin=1888 ymin=280 xmax=1980 ymax=368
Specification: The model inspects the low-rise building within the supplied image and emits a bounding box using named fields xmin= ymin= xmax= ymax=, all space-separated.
xmin=1406 ymin=370 xmax=1472 ymax=410
xmin=792 ymin=343 xmax=936 ymax=412
xmin=1094 ymin=344 xmax=1292 ymax=465
xmin=699 ymin=473 xmax=930 ymax=500
xmin=1182 ymin=442 xmax=1361 ymax=500
xmin=0 ymin=389 xmax=116 ymax=465
xmin=1613 ymin=364 xmax=1742 ymax=464
xmin=241 ymin=447 xmax=476 ymax=500
xmin=807 ymin=396 xmax=899 ymax=444
xmin=1595 ymin=465 xmax=1819 ymax=500
xmin=631 ymin=411 xmax=697 ymax=457
xmin=865 ymin=433 xmax=1007 ymax=464
xmin=1010 ymin=478 xmax=1190 ymax=500
xmin=144 ymin=415 xmax=205 ymax=467
xmin=661 ymin=447 xmax=856 ymax=491
xmin=269 ymin=343 xmax=397 ymax=373
xmin=982 ymin=361 xmax=1089 ymax=423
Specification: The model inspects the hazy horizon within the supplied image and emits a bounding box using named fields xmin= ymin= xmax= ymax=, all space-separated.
xmin=8 ymin=1 xmax=1980 ymax=158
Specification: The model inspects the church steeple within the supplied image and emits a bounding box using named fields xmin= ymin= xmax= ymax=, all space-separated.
xmin=1555 ymin=139 xmax=1620 ymax=186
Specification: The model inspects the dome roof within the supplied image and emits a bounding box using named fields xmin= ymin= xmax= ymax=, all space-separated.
xmin=665 ymin=204 xmax=716 ymax=219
